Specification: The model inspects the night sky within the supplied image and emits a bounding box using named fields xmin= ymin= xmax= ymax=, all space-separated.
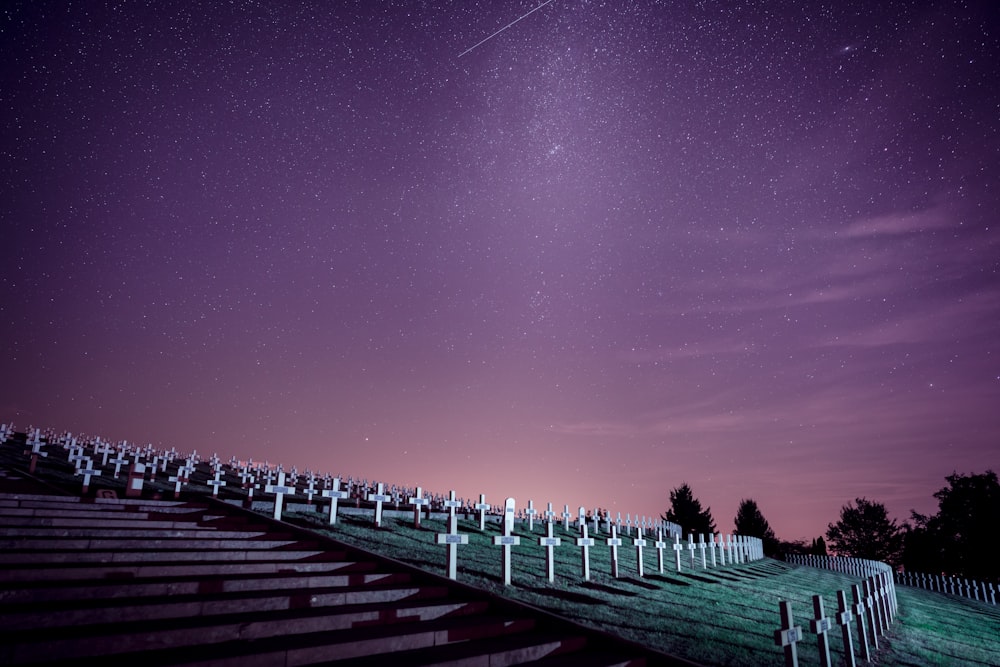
xmin=3 ymin=1 xmax=998 ymax=540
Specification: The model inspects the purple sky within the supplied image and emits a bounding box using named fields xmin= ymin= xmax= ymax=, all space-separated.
xmin=3 ymin=1 xmax=998 ymax=540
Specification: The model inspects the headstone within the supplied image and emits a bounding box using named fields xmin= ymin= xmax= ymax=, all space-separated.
xmin=264 ymin=471 xmax=297 ymax=521
xmin=634 ymin=527 xmax=647 ymax=578
xmin=75 ymin=457 xmax=101 ymax=494
xmin=525 ymin=499 xmax=537 ymax=532
xmin=577 ymin=506 xmax=586 ymax=530
xmin=474 ymin=493 xmax=490 ymax=530
xmin=322 ymin=477 xmax=348 ymax=525
xmin=126 ymin=461 xmax=146 ymax=498
xmin=672 ymin=535 xmax=685 ymax=572
xmin=606 ymin=525 xmax=622 ymax=578
xmin=538 ymin=521 xmax=561 ymax=583
xmin=435 ymin=514 xmax=468 ymax=580
xmin=575 ymin=524 xmax=595 ymax=581
xmin=852 ymin=583 xmax=873 ymax=659
xmin=835 ymin=589 xmax=857 ymax=667
xmin=443 ymin=490 xmax=462 ymax=521
xmin=774 ymin=600 xmax=803 ymax=667
xmin=809 ymin=594 xmax=833 ymax=667
xmin=367 ymin=482 xmax=392 ymax=528
xmin=492 ymin=498 xmax=520 ymax=586
xmin=408 ymin=486 xmax=430 ymax=528
xmin=590 ymin=508 xmax=599 ymax=535
xmin=207 ymin=468 xmax=226 ymax=498
xmin=654 ymin=529 xmax=668 ymax=573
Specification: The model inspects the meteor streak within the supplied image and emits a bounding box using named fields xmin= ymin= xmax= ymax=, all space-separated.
xmin=458 ymin=0 xmax=557 ymax=58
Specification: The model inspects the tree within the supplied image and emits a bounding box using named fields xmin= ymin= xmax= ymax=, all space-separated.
xmin=809 ymin=536 xmax=828 ymax=556
xmin=734 ymin=498 xmax=779 ymax=556
xmin=826 ymin=497 xmax=905 ymax=566
xmin=905 ymin=470 xmax=1000 ymax=581
xmin=662 ymin=483 xmax=716 ymax=536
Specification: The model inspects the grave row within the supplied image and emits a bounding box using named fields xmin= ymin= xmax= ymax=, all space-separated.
xmin=785 ymin=553 xmax=892 ymax=581
xmin=895 ymin=569 xmax=997 ymax=605
xmin=433 ymin=495 xmax=765 ymax=586
xmin=774 ymin=570 xmax=897 ymax=667
xmin=1 ymin=423 xmax=682 ymax=541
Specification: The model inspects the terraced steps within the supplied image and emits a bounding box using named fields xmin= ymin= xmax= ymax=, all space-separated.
xmin=0 ymin=485 xmax=693 ymax=666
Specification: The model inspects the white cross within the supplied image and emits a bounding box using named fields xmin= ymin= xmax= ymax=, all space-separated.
xmin=808 ymin=594 xmax=833 ymax=667
xmin=492 ymin=498 xmax=520 ymax=586
xmin=442 ymin=490 xmax=462 ymax=521
xmin=654 ymin=529 xmax=668 ymax=573
xmin=673 ymin=536 xmax=685 ymax=572
xmin=576 ymin=524 xmax=595 ymax=581
xmin=544 ymin=502 xmax=555 ymax=524
xmin=75 ymin=457 xmax=102 ymax=493
xmin=577 ymin=505 xmax=586 ymax=530
xmin=687 ymin=534 xmax=698 ymax=568
xmin=207 ymin=469 xmax=227 ymax=498
xmin=108 ymin=450 xmax=130 ymax=479
xmin=538 ymin=521 xmax=561 ymax=583
xmin=606 ymin=525 xmax=623 ymax=578
xmin=634 ymin=527 xmax=647 ymax=578
xmin=561 ymin=504 xmax=572 ymax=532
xmin=852 ymin=583 xmax=873 ymax=660
xmin=435 ymin=513 xmax=468 ymax=580
xmin=408 ymin=486 xmax=430 ymax=528
xmin=322 ymin=477 xmax=349 ymax=525
xmin=525 ymin=499 xmax=537 ymax=532
xmin=834 ymin=589 xmax=857 ymax=667
xmin=698 ymin=534 xmax=708 ymax=568
xmin=367 ymin=482 xmax=392 ymax=528
xmin=168 ymin=464 xmax=192 ymax=498
xmin=265 ymin=471 xmax=297 ymax=521
xmin=93 ymin=439 xmax=113 ymax=466
xmin=773 ymin=600 xmax=803 ymax=666
xmin=474 ymin=493 xmax=490 ymax=531
xmin=304 ymin=476 xmax=318 ymax=505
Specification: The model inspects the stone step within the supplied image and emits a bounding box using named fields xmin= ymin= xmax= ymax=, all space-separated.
xmin=0 ymin=548 xmax=329 ymax=564
xmin=0 ymin=493 xmax=191 ymax=507
xmin=0 ymin=527 xmax=275 ymax=539
xmin=0 ymin=537 xmax=304 ymax=550
xmin=0 ymin=508 xmax=206 ymax=520
xmin=0 ymin=517 xmax=216 ymax=529
xmin=2 ymin=602 xmax=514 ymax=664
xmin=0 ymin=500 xmax=201 ymax=513
xmin=0 ymin=576 xmax=443 ymax=629
xmin=0 ymin=557 xmax=361 ymax=583
xmin=0 ymin=564 xmax=384 ymax=607
xmin=337 ymin=630 xmax=592 ymax=667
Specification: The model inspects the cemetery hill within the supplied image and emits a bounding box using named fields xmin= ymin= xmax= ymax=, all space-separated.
xmin=1 ymin=423 xmax=998 ymax=666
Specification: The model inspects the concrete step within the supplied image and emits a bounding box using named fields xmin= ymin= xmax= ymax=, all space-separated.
xmin=0 ymin=557 xmax=363 ymax=583
xmin=0 ymin=537 xmax=304 ymax=550
xmin=0 ymin=527 xmax=275 ymax=539
xmin=0 ymin=508 xmax=206 ymax=520
xmin=0 ymin=576 xmax=448 ymax=630
xmin=0 ymin=548 xmax=330 ymax=564
xmin=0 ymin=493 xmax=191 ymax=507
xmin=2 ymin=606 xmax=523 ymax=664
xmin=0 ymin=565 xmax=387 ymax=605
xmin=0 ymin=516 xmax=217 ymax=529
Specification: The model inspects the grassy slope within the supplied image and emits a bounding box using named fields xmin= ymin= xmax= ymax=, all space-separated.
xmin=3 ymin=446 xmax=997 ymax=666
xmin=288 ymin=509 xmax=1000 ymax=667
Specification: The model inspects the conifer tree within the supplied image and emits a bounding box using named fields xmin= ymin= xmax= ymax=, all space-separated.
xmin=734 ymin=498 xmax=779 ymax=555
xmin=662 ymin=483 xmax=716 ymax=536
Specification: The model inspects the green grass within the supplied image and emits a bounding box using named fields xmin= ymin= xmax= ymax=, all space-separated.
xmin=285 ymin=509 xmax=1000 ymax=667
xmin=4 ymin=444 xmax=998 ymax=666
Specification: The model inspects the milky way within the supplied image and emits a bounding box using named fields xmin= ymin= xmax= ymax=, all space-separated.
xmin=2 ymin=0 xmax=998 ymax=540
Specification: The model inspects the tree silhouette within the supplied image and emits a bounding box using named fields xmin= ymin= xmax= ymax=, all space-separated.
xmin=734 ymin=498 xmax=779 ymax=556
xmin=826 ymin=497 xmax=904 ymax=566
xmin=662 ymin=483 xmax=716 ymax=536
xmin=810 ymin=536 xmax=828 ymax=556
xmin=905 ymin=470 xmax=999 ymax=580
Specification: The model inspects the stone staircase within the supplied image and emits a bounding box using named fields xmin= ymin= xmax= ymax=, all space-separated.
xmin=0 ymin=484 xmax=692 ymax=666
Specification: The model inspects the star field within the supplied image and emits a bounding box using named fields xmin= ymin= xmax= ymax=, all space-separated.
xmin=2 ymin=0 xmax=998 ymax=540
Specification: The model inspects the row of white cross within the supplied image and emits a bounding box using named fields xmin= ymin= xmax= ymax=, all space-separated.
xmin=4 ymin=426 xmax=683 ymax=542
xmin=896 ymin=569 xmax=997 ymax=605
xmin=774 ymin=570 xmax=897 ymax=667
xmin=433 ymin=496 xmax=764 ymax=585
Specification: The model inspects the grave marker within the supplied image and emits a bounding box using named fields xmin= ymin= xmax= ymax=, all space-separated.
xmin=264 ymin=471 xmax=297 ymax=521
xmin=544 ymin=501 xmax=555 ymax=524
xmin=443 ymin=490 xmax=462 ymax=521
xmin=606 ymin=525 xmax=622 ymax=578
xmin=322 ymin=477 xmax=349 ymax=525
xmin=492 ymin=498 xmax=520 ymax=585
xmin=474 ymin=493 xmax=490 ymax=530
xmin=75 ymin=457 xmax=101 ymax=494
xmin=304 ymin=476 xmax=318 ymax=505
xmin=654 ymin=529 xmax=668 ymax=573
xmin=687 ymin=534 xmax=698 ymax=568
xmin=774 ymin=600 xmax=803 ymax=667
xmin=634 ymin=527 xmax=647 ymax=578
xmin=562 ymin=504 xmax=572 ymax=531
xmin=851 ymin=583 xmax=872 ymax=660
xmin=25 ymin=430 xmax=47 ymax=473
xmin=435 ymin=514 xmax=468 ymax=580
xmin=576 ymin=524 xmax=595 ymax=581
xmin=207 ymin=468 xmax=226 ymax=498
xmin=835 ymin=589 xmax=857 ymax=667
xmin=590 ymin=508 xmax=599 ymax=535
xmin=126 ymin=461 xmax=146 ymax=498
xmin=809 ymin=594 xmax=833 ymax=667
xmin=698 ymin=534 xmax=708 ymax=568
xmin=672 ymin=535 xmax=685 ymax=571
xmin=538 ymin=521 xmax=561 ymax=583
xmin=408 ymin=486 xmax=430 ymax=528
xmin=525 ymin=499 xmax=537 ymax=532
xmin=108 ymin=450 xmax=130 ymax=479
xmin=708 ymin=534 xmax=718 ymax=567
xmin=366 ymin=482 xmax=392 ymax=528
